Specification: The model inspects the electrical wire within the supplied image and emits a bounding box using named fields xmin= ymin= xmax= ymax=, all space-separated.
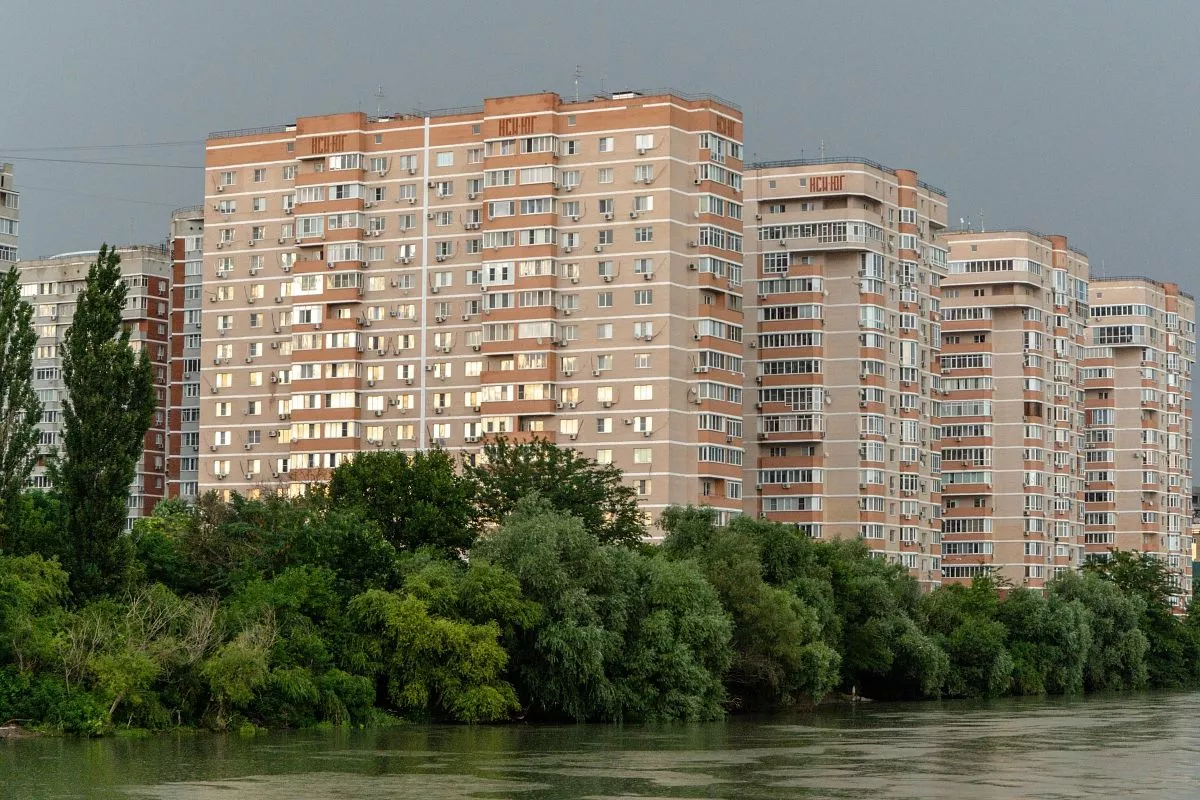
xmin=0 ymin=155 xmax=202 ymax=169
xmin=0 ymin=140 xmax=202 ymax=153
xmin=18 ymin=183 xmax=185 ymax=208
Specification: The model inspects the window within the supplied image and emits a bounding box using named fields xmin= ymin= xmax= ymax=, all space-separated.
xmin=598 ymin=137 xmax=614 ymax=153
xmin=634 ymin=134 xmax=654 ymax=151
xmin=633 ymin=226 xmax=653 ymax=243
xmin=252 ymin=168 xmax=266 ymax=182
xmin=633 ymin=289 xmax=652 ymax=306
xmin=598 ymin=168 xmax=614 ymax=184
xmin=633 ymin=448 xmax=652 ymax=464
xmin=633 ymin=384 xmax=653 ymax=401
xmin=597 ymin=292 xmax=613 ymax=308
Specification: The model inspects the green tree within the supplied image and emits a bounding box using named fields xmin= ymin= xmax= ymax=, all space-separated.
xmin=476 ymin=499 xmax=733 ymax=721
xmin=659 ymin=507 xmax=839 ymax=709
xmin=468 ymin=437 xmax=644 ymax=546
xmin=328 ymin=449 xmax=477 ymax=554
xmin=0 ymin=267 xmax=42 ymax=544
xmin=1049 ymin=571 xmax=1149 ymax=692
xmin=1085 ymin=550 xmax=1200 ymax=688
xmin=56 ymin=245 xmax=156 ymax=599
xmin=347 ymin=588 xmax=519 ymax=723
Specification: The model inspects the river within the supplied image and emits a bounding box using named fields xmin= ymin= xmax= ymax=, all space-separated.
xmin=3 ymin=692 xmax=1199 ymax=799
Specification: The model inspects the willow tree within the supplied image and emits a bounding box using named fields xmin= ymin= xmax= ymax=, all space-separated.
xmin=57 ymin=245 xmax=156 ymax=599
xmin=0 ymin=266 xmax=42 ymax=543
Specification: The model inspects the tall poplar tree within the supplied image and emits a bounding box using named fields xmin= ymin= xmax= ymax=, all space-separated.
xmin=0 ymin=266 xmax=42 ymax=544
xmin=58 ymin=245 xmax=155 ymax=598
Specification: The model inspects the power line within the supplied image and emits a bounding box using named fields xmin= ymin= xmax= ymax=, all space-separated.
xmin=1 ymin=140 xmax=202 ymax=153
xmin=18 ymin=183 xmax=185 ymax=208
xmin=0 ymin=155 xmax=202 ymax=169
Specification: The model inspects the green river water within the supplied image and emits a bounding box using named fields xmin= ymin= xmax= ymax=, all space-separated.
xmin=3 ymin=692 xmax=1198 ymax=799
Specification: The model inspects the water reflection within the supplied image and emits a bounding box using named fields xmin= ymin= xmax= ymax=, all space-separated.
xmin=2 ymin=693 xmax=1200 ymax=799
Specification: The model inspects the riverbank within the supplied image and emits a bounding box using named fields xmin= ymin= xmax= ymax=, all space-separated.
xmin=4 ymin=448 xmax=1199 ymax=734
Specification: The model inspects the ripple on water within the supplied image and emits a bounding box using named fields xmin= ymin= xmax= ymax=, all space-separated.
xmin=122 ymin=771 xmax=545 ymax=799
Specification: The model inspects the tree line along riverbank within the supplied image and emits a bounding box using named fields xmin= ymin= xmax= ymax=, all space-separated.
xmin=3 ymin=440 xmax=1199 ymax=735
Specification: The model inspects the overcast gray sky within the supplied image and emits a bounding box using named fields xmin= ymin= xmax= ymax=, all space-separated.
xmin=2 ymin=0 xmax=1196 ymax=295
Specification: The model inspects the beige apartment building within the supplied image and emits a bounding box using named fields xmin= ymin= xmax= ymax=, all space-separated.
xmin=200 ymin=90 xmax=746 ymax=522
xmin=1084 ymin=277 xmax=1194 ymax=606
xmin=938 ymin=231 xmax=1091 ymax=589
xmin=742 ymin=160 xmax=948 ymax=586
xmin=0 ymin=163 xmax=17 ymax=265
xmin=168 ymin=207 xmax=205 ymax=501
xmin=18 ymin=246 xmax=174 ymax=528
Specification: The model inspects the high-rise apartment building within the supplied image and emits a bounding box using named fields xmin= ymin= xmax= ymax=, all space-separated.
xmin=1084 ymin=276 xmax=1195 ymax=606
xmin=743 ymin=160 xmax=948 ymax=586
xmin=0 ymin=163 xmax=17 ymax=265
xmin=168 ymin=207 xmax=205 ymax=501
xmin=938 ymin=231 xmax=1091 ymax=589
xmin=200 ymin=90 xmax=746 ymax=520
xmin=18 ymin=246 xmax=173 ymax=528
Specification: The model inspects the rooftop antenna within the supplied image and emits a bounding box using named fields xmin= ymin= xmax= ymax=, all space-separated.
xmin=819 ymin=139 xmax=826 ymax=159
xmin=375 ymin=85 xmax=385 ymax=116
xmin=573 ymin=65 xmax=582 ymax=102
xmin=979 ymin=209 xmax=985 ymax=233
xmin=600 ymin=74 xmax=607 ymax=97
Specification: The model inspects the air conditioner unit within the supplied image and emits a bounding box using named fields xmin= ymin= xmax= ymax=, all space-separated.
xmin=687 ymin=240 xmax=697 ymax=248
xmin=603 ymin=401 xmax=611 ymax=408
xmin=594 ymin=245 xmax=604 ymax=253
xmin=563 ymin=246 xmax=574 ymax=254
xmin=570 ymin=215 xmax=580 ymax=222
xmin=467 ymin=192 xmax=477 ymax=200
xmin=603 ymin=275 xmax=613 ymax=283
xmin=643 ymin=272 xmax=653 ymax=281
xmin=603 ymin=212 xmax=613 ymax=221
xmin=623 ymin=418 xmax=633 ymax=425
xmin=209 ymin=445 xmax=217 ymax=452
xmin=269 ymin=430 xmax=278 ymax=438
xmin=637 ymin=147 xmax=647 ymax=156
xmin=472 ymin=405 xmax=481 ymax=413
xmin=408 ymin=198 xmax=416 ymax=204
xmin=244 ymin=443 xmax=252 ymax=451
xmin=592 ymin=369 xmax=601 ymax=377
xmin=435 ymin=407 xmax=443 ymax=415
xmin=375 ymin=410 xmax=383 ymax=417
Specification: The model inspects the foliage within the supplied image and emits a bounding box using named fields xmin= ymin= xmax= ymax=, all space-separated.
xmin=55 ymin=244 xmax=156 ymax=600
xmin=467 ymin=438 xmax=645 ymax=546
xmin=4 ymin=428 xmax=1200 ymax=734
xmin=475 ymin=498 xmax=732 ymax=721
xmin=660 ymin=507 xmax=837 ymax=709
xmin=0 ymin=267 xmax=42 ymax=544
xmin=329 ymin=449 xmax=478 ymax=554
